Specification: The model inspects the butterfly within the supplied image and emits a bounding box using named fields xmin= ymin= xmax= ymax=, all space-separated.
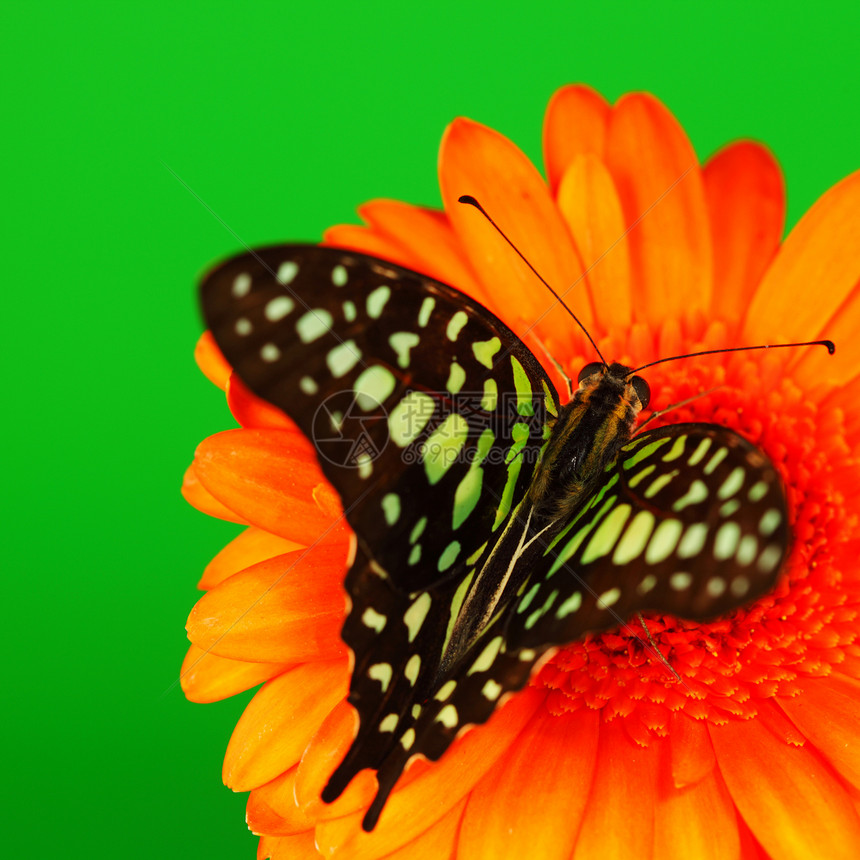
xmin=200 ymin=242 xmax=792 ymax=830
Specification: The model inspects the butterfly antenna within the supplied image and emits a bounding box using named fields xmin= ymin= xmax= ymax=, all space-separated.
xmin=629 ymin=339 xmax=835 ymax=376
xmin=458 ymin=195 xmax=608 ymax=367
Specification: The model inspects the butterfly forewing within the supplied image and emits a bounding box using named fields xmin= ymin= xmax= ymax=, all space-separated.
xmin=200 ymin=245 xmax=559 ymax=593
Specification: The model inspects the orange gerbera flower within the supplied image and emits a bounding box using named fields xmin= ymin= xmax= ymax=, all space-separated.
xmin=182 ymin=85 xmax=860 ymax=859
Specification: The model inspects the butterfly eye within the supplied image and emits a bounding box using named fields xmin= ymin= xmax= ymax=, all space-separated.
xmin=630 ymin=375 xmax=651 ymax=409
xmin=577 ymin=362 xmax=604 ymax=384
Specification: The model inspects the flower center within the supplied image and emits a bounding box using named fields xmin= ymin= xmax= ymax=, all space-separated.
xmin=533 ymin=320 xmax=860 ymax=733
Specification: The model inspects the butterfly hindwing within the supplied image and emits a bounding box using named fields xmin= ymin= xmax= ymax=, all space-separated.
xmin=505 ymin=423 xmax=789 ymax=651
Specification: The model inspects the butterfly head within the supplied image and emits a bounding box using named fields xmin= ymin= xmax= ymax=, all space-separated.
xmin=576 ymin=360 xmax=651 ymax=412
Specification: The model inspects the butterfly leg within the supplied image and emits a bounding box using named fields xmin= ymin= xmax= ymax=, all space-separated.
xmin=636 ymin=612 xmax=681 ymax=683
xmin=523 ymin=330 xmax=574 ymax=400
xmin=635 ymin=386 xmax=723 ymax=433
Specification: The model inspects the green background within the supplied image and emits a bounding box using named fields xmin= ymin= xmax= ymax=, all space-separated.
xmin=5 ymin=1 xmax=858 ymax=856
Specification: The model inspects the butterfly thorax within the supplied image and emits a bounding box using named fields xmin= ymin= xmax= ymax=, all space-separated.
xmin=528 ymin=362 xmax=643 ymax=525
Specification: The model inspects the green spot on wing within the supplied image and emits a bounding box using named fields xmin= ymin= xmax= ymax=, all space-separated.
xmin=556 ymin=591 xmax=582 ymax=619
xmin=418 ymin=297 xmax=435 ymax=327
xmin=423 ymin=413 xmax=469 ymax=485
xmin=389 ymin=332 xmax=420 ymax=369
xmin=327 ymin=340 xmax=362 ymax=377
xmin=662 ymin=434 xmax=687 ymax=462
xmin=704 ymin=447 xmax=728 ymax=475
xmin=331 ymin=264 xmax=348 ymax=286
xmin=368 ymin=664 xmax=393 ymax=692
xmin=472 ymin=336 xmax=501 ymax=368
xmin=296 ymin=309 xmax=333 ymax=343
xmin=468 ymin=635 xmax=503 ymax=674
xmin=672 ymin=479 xmax=709 ymax=511
xmin=688 ymin=437 xmax=712 ymax=466
xmin=542 ymin=380 xmax=558 ymax=417
xmin=441 ymin=570 xmax=474 ymax=655
xmin=748 ymin=480 xmax=769 ymax=502
xmin=510 ymin=357 xmax=535 ymax=416
xmin=466 ymin=543 xmax=487 ymax=565
xmin=505 ymin=422 xmax=531 ymax=465
xmin=388 ymin=391 xmax=435 ymax=447
xmin=404 ymin=593 xmax=432 ymax=641
xmin=354 ymin=365 xmax=396 ymax=410
xmin=452 ymin=429 xmax=494 ymax=529
xmin=446 ymin=311 xmax=468 ymax=341
xmin=381 ymin=493 xmax=400 ymax=526
xmin=622 ymin=437 xmax=671 ymax=470
xmin=628 ymin=463 xmax=656 ymax=489
xmin=366 ymin=285 xmax=391 ymax=318
xmin=643 ymin=468 xmax=680 ymax=499
xmin=580 ymin=503 xmax=631 ymax=564
xmin=492 ymin=422 xmax=532 ymax=530
xmin=410 ymin=517 xmax=427 ymax=544
xmin=493 ymin=454 xmax=524 ymax=531
xmin=446 ymin=361 xmax=466 ymax=394
xmin=481 ymin=378 xmax=498 ymax=411
xmin=518 ymin=583 xmax=541 ymax=613
xmin=548 ymin=496 xmax=616 ymax=574
xmin=438 ymin=540 xmax=461 ymax=571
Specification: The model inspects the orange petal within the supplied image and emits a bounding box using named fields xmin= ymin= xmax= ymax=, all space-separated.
xmin=186 ymin=546 xmax=348 ymax=663
xmin=743 ymin=169 xmax=860 ymax=382
xmin=323 ymin=224 xmax=416 ymax=266
xmin=180 ymin=643 xmax=292 ymax=703
xmin=669 ymin=711 xmax=717 ymax=787
xmin=557 ymin=153 xmax=633 ymax=333
xmin=357 ymin=200 xmax=490 ymax=305
xmin=223 ymin=660 xmax=348 ymax=791
xmin=709 ymin=702 xmax=860 ymax=859
xmin=439 ymin=116 xmax=594 ymax=348
xmin=198 ymin=526 xmax=305 ymax=591
xmin=571 ymin=719 xmax=659 ymax=860
xmin=457 ymin=707 xmax=599 ymax=860
xmin=195 ymin=330 xmax=232 ymax=390
xmin=181 ymin=463 xmax=250 ymax=525
xmin=315 ymin=688 xmax=545 ymax=859
xmin=543 ymin=84 xmax=611 ymax=194
xmin=247 ymin=767 xmax=317 ymax=836
xmin=378 ymin=797 xmax=467 ymax=860
xmin=227 ymin=375 xmax=297 ymax=430
xmin=777 ymin=673 xmax=860 ymax=789
xmin=605 ymin=92 xmax=712 ymax=326
xmin=192 ymin=429 xmax=345 ymax=543
xmin=257 ymin=832 xmax=318 ymax=859
xmin=654 ymin=764 xmax=740 ymax=860
xmin=295 ymin=699 xmax=379 ymax=820
xmin=702 ymin=141 xmax=785 ymax=325
xmin=791 ymin=278 xmax=860 ymax=393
